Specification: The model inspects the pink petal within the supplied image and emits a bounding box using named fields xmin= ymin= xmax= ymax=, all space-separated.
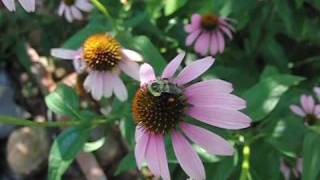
xmin=72 ymin=59 xmax=86 ymax=73
xmin=140 ymin=63 xmax=156 ymax=86
xmin=145 ymin=134 xmax=170 ymax=180
xmin=187 ymin=93 xmax=246 ymax=110
xmin=161 ymin=52 xmax=185 ymax=79
xmin=70 ymin=6 xmax=83 ymax=20
xmin=300 ymin=95 xmax=314 ymax=114
xmin=83 ymin=71 xmax=94 ymax=92
xmin=2 ymin=0 xmax=15 ymax=11
xmin=110 ymin=73 xmax=128 ymax=101
xmin=314 ymin=87 xmax=320 ymax=97
xmin=65 ymin=7 xmax=74 ymax=23
xmin=102 ymin=72 xmax=113 ymax=98
xmin=280 ymin=160 xmax=290 ymax=180
xmin=135 ymin=126 xmax=144 ymax=142
xmin=51 ymin=48 xmax=79 ymax=60
xmin=307 ymin=96 xmax=315 ymax=114
xmin=135 ymin=129 xmax=150 ymax=169
xmin=184 ymin=79 xmax=233 ymax=95
xmin=180 ymin=122 xmax=234 ymax=156
xmin=186 ymin=106 xmax=251 ymax=129
xmin=219 ymin=26 xmax=233 ymax=40
xmin=171 ymin=130 xmax=205 ymax=180
xmin=184 ymin=14 xmax=201 ymax=33
xmin=216 ymin=31 xmax=225 ymax=53
xmin=174 ymin=56 xmax=215 ymax=86
xmin=122 ymin=49 xmax=143 ymax=62
xmin=119 ymin=60 xmax=140 ymax=80
xmin=194 ymin=32 xmax=210 ymax=56
xmin=289 ymin=105 xmax=306 ymax=117
xmin=75 ymin=0 xmax=93 ymax=12
xmin=18 ymin=0 xmax=35 ymax=12
xmin=91 ymin=72 xmax=103 ymax=100
xmin=219 ymin=19 xmax=235 ymax=32
xmin=58 ymin=3 xmax=66 ymax=16
xmin=186 ymin=29 xmax=201 ymax=46
xmin=210 ymin=31 xmax=218 ymax=56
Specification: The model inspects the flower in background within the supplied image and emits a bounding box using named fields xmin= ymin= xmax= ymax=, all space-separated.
xmin=280 ymin=158 xmax=302 ymax=180
xmin=133 ymin=52 xmax=251 ymax=180
xmin=58 ymin=0 xmax=93 ymax=23
xmin=51 ymin=33 xmax=143 ymax=101
xmin=290 ymin=95 xmax=320 ymax=125
xmin=185 ymin=13 xmax=234 ymax=56
xmin=2 ymin=0 xmax=35 ymax=12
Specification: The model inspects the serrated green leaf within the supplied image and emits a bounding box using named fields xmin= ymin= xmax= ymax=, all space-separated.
xmin=45 ymin=84 xmax=80 ymax=118
xmin=48 ymin=127 xmax=89 ymax=180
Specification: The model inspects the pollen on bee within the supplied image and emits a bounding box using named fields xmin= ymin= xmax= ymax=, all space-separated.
xmin=83 ymin=33 xmax=122 ymax=71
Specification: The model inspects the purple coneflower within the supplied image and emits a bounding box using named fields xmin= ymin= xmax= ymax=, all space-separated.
xmin=132 ymin=52 xmax=251 ymax=180
xmin=185 ymin=13 xmax=234 ymax=56
xmin=51 ymin=33 xmax=142 ymax=101
xmin=290 ymin=95 xmax=320 ymax=125
xmin=2 ymin=0 xmax=35 ymax=12
xmin=58 ymin=0 xmax=93 ymax=23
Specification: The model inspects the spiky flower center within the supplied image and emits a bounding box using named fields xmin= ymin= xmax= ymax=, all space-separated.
xmin=305 ymin=114 xmax=318 ymax=125
xmin=132 ymin=79 xmax=187 ymax=134
xmin=201 ymin=14 xmax=219 ymax=31
xmin=83 ymin=33 xmax=122 ymax=71
xmin=63 ymin=0 xmax=75 ymax=6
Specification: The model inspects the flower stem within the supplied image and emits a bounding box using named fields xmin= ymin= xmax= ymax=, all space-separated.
xmin=239 ymin=144 xmax=252 ymax=180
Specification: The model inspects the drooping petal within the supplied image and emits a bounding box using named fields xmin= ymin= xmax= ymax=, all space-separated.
xmin=187 ymin=93 xmax=246 ymax=110
xmin=51 ymin=48 xmax=79 ymax=60
xmin=219 ymin=19 xmax=235 ymax=32
xmin=18 ymin=0 xmax=35 ymax=12
xmin=70 ymin=6 xmax=83 ymax=20
xmin=186 ymin=29 xmax=201 ymax=46
xmin=140 ymin=63 xmax=156 ymax=86
xmin=119 ymin=60 xmax=140 ymax=80
xmin=145 ymin=134 xmax=170 ymax=180
xmin=135 ymin=128 xmax=150 ymax=169
xmin=75 ymin=0 xmax=93 ymax=12
xmin=184 ymin=79 xmax=233 ymax=95
xmin=111 ymin=73 xmax=128 ymax=101
xmin=289 ymin=105 xmax=306 ymax=117
xmin=174 ymin=56 xmax=215 ymax=85
xmin=161 ymin=52 xmax=185 ymax=79
xmin=58 ymin=3 xmax=66 ymax=16
xmin=216 ymin=31 xmax=225 ymax=53
xmin=314 ymin=105 xmax=320 ymax=118
xmin=184 ymin=14 xmax=201 ymax=33
xmin=2 ymin=0 xmax=16 ymax=11
xmin=72 ymin=59 xmax=86 ymax=73
xmin=219 ymin=26 xmax=233 ymax=40
xmin=171 ymin=130 xmax=205 ymax=180
xmin=307 ymin=96 xmax=315 ymax=114
xmin=300 ymin=95 xmax=309 ymax=113
xmin=83 ymin=71 xmax=94 ymax=92
xmin=280 ymin=160 xmax=290 ymax=180
xmin=180 ymin=122 xmax=234 ymax=156
xmin=194 ymin=32 xmax=210 ymax=56
xmin=210 ymin=31 xmax=218 ymax=56
xmin=186 ymin=106 xmax=251 ymax=129
xmin=65 ymin=7 xmax=74 ymax=22
xmin=135 ymin=126 xmax=144 ymax=142
xmin=122 ymin=49 xmax=143 ymax=62
xmin=314 ymin=87 xmax=320 ymax=97
xmin=102 ymin=72 xmax=113 ymax=98
xmin=91 ymin=72 xmax=103 ymax=100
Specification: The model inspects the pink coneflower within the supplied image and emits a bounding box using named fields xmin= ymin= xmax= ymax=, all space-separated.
xmin=51 ymin=33 xmax=142 ymax=101
xmin=132 ymin=52 xmax=251 ymax=180
xmin=2 ymin=0 xmax=35 ymax=12
xmin=290 ymin=95 xmax=320 ymax=125
xmin=58 ymin=0 xmax=93 ymax=23
xmin=185 ymin=13 xmax=234 ymax=56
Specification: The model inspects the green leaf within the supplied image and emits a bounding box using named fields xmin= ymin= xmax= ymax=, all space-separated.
xmin=302 ymin=131 xmax=320 ymax=180
xmin=48 ymin=127 xmax=89 ymax=180
xmin=83 ymin=137 xmax=106 ymax=152
xmin=164 ymin=0 xmax=187 ymax=16
xmin=115 ymin=152 xmax=136 ymax=175
xmin=15 ymin=41 xmax=32 ymax=73
xmin=45 ymin=84 xmax=80 ymax=118
xmin=243 ymin=66 xmax=304 ymax=121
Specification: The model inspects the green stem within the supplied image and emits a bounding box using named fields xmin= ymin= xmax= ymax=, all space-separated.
xmin=0 ymin=115 xmax=114 ymax=128
xmin=239 ymin=144 xmax=252 ymax=180
xmin=90 ymin=0 xmax=114 ymax=23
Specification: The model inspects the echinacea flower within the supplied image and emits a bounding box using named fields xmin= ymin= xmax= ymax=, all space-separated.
xmin=51 ymin=33 xmax=143 ymax=101
xmin=290 ymin=95 xmax=320 ymax=125
xmin=58 ymin=0 xmax=93 ymax=23
xmin=280 ymin=158 xmax=302 ymax=180
xmin=2 ymin=0 xmax=35 ymax=12
xmin=132 ymin=52 xmax=251 ymax=180
xmin=185 ymin=13 xmax=234 ymax=56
